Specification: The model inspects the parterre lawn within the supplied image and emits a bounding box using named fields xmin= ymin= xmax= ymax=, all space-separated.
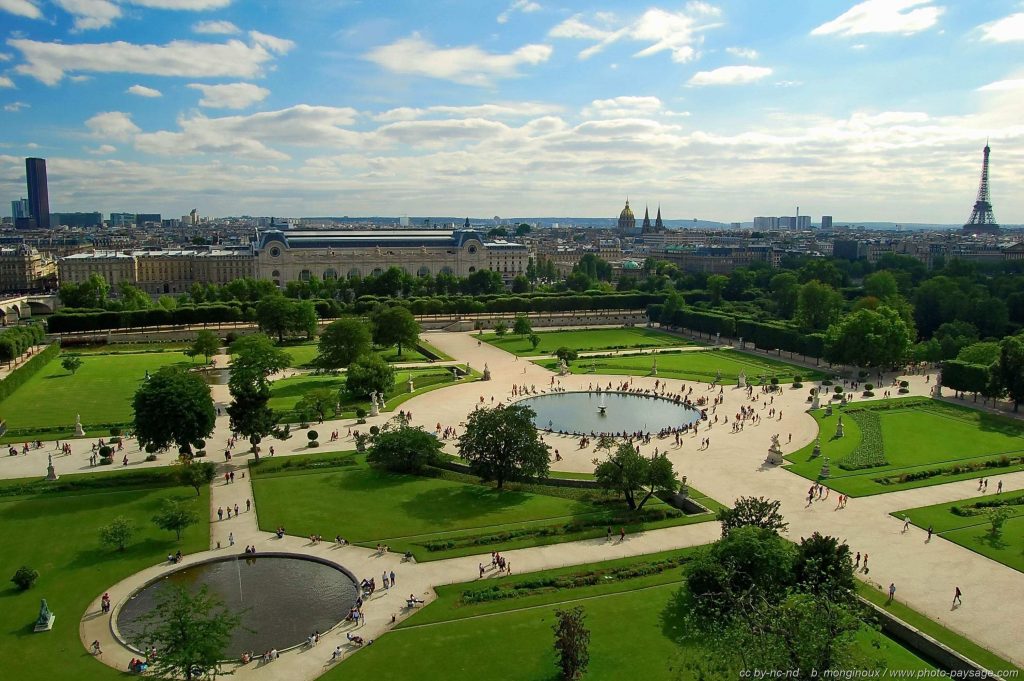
xmin=250 ymin=453 xmax=719 ymax=560
xmin=0 ymin=470 xmax=209 ymax=681
xmin=0 ymin=350 xmax=194 ymax=441
xmin=894 ymin=491 xmax=1024 ymax=574
xmin=326 ymin=550 xmax=934 ymax=681
xmin=482 ymin=327 xmax=692 ymax=356
xmin=279 ymin=342 xmax=429 ymax=368
xmin=785 ymin=398 xmax=1024 ymax=496
xmin=539 ymin=348 xmax=825 ymax=385
xmin=267 ymin=366 xmax=464 ymax=420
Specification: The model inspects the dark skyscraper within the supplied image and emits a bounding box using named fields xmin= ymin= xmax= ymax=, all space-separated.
xmin=25 ymin=157 xmax=50 ymax=229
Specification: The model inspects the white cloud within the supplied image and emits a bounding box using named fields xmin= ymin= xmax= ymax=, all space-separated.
xmin=0 ymin=53 xmax=12 ymax=61
xmin=978 ymin=78 xmax=1024 ymax=92
xmin=364 ymin=34 xmax=551 ymax=86
xmin=193 ymin=19 xmax=240 ymax=35
xmin=54 ymin=0 xmax=122 ymax=31
xmin=0 ymin=75 xmax=13 ymax=88
xmin=582 ymin=96 xmax=664 ymax=118
xmin=188 ymin=82 xmax=269 ymax=109
xmin=87 ymin=143 xmax=117 ymax=154
xmin=10 ymin=34 xmax=293 ymax=84
xmin=0 ymin=0 xmax=41 ymax=19
xmin=726 ymin=46 xmax=758 ymax=59
xmin=549 ymin=4 xmax=721 ymax=62
xmin=127 ymin=83 xmax=162 ymax=97
xmin=977 ymin=12 xmax=1024 ymax=43
xmin=129 ymin=0 xmax=231 ymax=8
xmin=374 ymin=102 xmax=562 ymax=122
xmin=248 ymin=30 xmax=295 ymax=54
xmin=86 ymin=111 xmax=141 ymax=140
xmin=688 ymin=65 xmax=772 ymax=86
xmin=4 ymin=101 xmax=29 ymax=111
xmin=497 ymin=0 xmax=540 ymax=24
xmin=811 ymin=0 xmax=944 ymax=37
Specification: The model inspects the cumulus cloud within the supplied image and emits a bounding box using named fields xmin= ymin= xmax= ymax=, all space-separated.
xmin=127 ymin=83 xmax=162 ymax=97
xmin=497 ymin=0 xmax=540 ymax=24
xmin=193 ymin=19 xmax=240 ymax=35
xmin=688 ymin=65 xmax=772 ymax=86
xmin=977 ymin=12 xmax=1024 ymax=43
xmin=374 ymin=102 xmax=562 ymax=122
xmin=582 ymin=96 xmax=664 ymax=118
xmin=811 ymin=0 xmax=944 ymax=37
xmin=726 ymin=46 xmax=758 ymax=59
xmin=0 ymin=75 xmax=14 ymax=88
xmin=364 ymin=34 xmax=551 ymax=86
xmin=549 ymin=3 xmax=721 ymax=62
xmin=130 ymin=0 xmax=231 ymax=8
xmin=87 ymin=143 xmax=117 ymax=154
xmin=86 ymin=111 xmax=141 ymax=140
xmin=54 ymin=0 xmax=122 ymax=31
xmin=188 ymin=82 xmax=269 ymax=109
xmin=9 ymin=33 xmax=293 ymax=84
xmin=0 ymin=0 xmax=41 ymax=19
xmin=4 ymin=101 xmax=30 ymax=111
xmin=977 ymin=78 xmax=1024 ymax=92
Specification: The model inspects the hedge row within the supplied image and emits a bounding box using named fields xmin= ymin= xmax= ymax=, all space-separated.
xmin=0 ymin=466 xmax=183 ymax=498
xmin=358 ymin=292 xmax=666 ymax=315
xmin=874 ymin=454 xmax=1024 ymax=485
xmin=0 ymin=342 xmax=59 ymax=403
xmin=0 ymin=324 xmax=46 ymax=362
xmin=656 ymin=307 xmax=826 ymax=357
xmin=950 ymin=494 xmax=1024 ymax=516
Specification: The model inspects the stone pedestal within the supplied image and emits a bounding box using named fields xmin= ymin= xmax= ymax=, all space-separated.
xmin=765 ymin=437 xmax=784 ymax=465
xmin=811 ymin=437 xmax=821 ymax=458
xmin=45 ymin=464 xmax=58 ymax=482
xmin=737 ymin=371 xmax=746 ymax=388
xmin=407 ymin=377 xmax=415 ymax=393
xmin=482 ymin=364 xmax=491 ymax=381
xmin=811 ymin=392 xmax=820 ymax=410
xmin=819 ymin=456 xmax=831 ymax=479
xmin=841 ymin=394 xmax=848 ymax=406
xmin=825 ymin=404 xmax=833 ymax=417
xmin=835 ymin=416 xmax=844 ymax=438
xmin=931 ymin=384 xmax=941 ymax=398
xmin=74 ymin=418 xmax=85 ymax=438
xmin=33 ymin=600 xmax=55 ymax=633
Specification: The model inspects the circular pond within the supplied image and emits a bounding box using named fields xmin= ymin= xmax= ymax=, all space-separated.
xmin=116 ymin=554 xmax=358 ymax=658
xmin=520 ymin=391 xmax=702 ymax=435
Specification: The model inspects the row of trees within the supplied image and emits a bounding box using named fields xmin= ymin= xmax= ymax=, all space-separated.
xmin=0 ymin=323 xmax=45 ymax=362
xmin=941 ymin=332 xmax=1024 ymax=411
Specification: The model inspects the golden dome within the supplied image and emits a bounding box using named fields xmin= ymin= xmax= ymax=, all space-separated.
xmin=619 ymin=200 xmax=634 ymax=221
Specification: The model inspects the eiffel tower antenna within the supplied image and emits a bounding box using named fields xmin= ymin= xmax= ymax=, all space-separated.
xmin=963 ymin=141 xmax=999 ymax=235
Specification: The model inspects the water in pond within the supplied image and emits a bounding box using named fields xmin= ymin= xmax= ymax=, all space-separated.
xmin=116 ymin=555 xmax=359 ymax=658
xmin=519 ymin=391 xmax=702 ymax=435
xmin=198 ymin=368 xmax=230 ymax=385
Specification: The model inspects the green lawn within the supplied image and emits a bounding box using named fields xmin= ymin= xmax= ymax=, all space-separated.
xmin=250 ymin=453 xmax=720 ymax=560
xmin=62 ymin=342 xmax=192 ymax=354
xmin=539 ymin=348 xmax=825 ymax=385
xmin=482 ymin=327 xmax=693 ymax=356
xmin=785 ymin=398 xmax=1024 ymax=496
xmin=893 ymin=491 xmax=1024 ymax=573
xmin=325 ymin=549 xmax=935 ymax=681
xmin=0 ymin=350 xmax=195 ymax=441
xmin=267 ymin=366 xmax=466 ymax=420
xmin=275 ymin=339 xmax=456 ymax=368
xmin=0 ymin=470 xmax=210 ymax=681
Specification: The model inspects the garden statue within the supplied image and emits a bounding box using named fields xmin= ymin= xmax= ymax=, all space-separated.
xmin=765 ymin=433 xmax=784 ymax=465
xmin=482 ymin=363 xmax=491 ymax=381
xmin=820 ymin=456 xmax=831 ymax=479
xmin=45 ymin=454 xmax=58 ymax=481
xmin=812 ymin=436 xmax=821 ymax=458
xmin=558 ymin=357 xmax=569 ymax=376
xmin=811 ymin=389 xmax=820 ymax=410
xmin=369 ymin=391 xmax=380 ymax=417
xmin=74 ymin=414 xmax=85 ymax=437
xmin=407 ymin=375 xmax=415 ymax=393
xmin=651 ymin=357 xmax=658 ymax=376
xmin=34 ymin=599 xmax=55 ymax=632
xmin=835 ymin=416 xmax=844 ymax=438
xmin=737 ymin=371 xmax=746 ymax=388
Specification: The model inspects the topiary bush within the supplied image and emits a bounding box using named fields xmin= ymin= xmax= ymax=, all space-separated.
xmin=11 ymin=566 xmax=39 ymax=591
xmin=834 ymin=386 xmax=843 ymax=394
xmin=99 ymin=456 xmax=113 ymax=466
xmin=899 ymin=380 xmax=909 ymax=388
xmin=145 ymin=454 xmax=157 ymax=462
xmin=109 ymin=427 xmax=122 ymax=437
xmin=99 ymin=445 xmax=113 ymax=458
xmin=369 ymin=425 xmax=380 ymax=436
xmin=355 ymin=407 xmax=367 ymax=419
xmin=307 ymin=430 xmax=319 ymax=448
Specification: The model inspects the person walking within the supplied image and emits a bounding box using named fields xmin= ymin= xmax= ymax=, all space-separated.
xmin=228 ymin=532 xmax=235 ymax=547
xmin=887 ymin=582 xmax=896 ymax=604
xmin=619 ymin=526 xmax=625 ymax=542
xmin=927 ymin=525 xmax=934 ymax=542
xmin=902 ymin=516 xmax=911 ymax=533
xmin=953 ymin=586 xmax=962 ymax=606
xmin=390 ymin=570 xmax=395 ymax=586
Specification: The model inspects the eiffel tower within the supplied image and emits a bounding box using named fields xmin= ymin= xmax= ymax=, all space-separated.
xmin=962 ymin=142 xmax=1000 ymax=235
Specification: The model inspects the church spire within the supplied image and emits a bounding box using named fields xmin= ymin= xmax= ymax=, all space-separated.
xmin=655 ymin=204 xmax=664 ymax=230
xmin=642 ymin=205 xmax=652 ymax=231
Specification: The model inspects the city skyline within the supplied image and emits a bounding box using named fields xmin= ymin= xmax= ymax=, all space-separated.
xmin=1 ymin=1 xmax=1023 ymax=222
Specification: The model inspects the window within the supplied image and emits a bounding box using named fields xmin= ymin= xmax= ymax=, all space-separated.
xmin=271 ymin=270 xmax=280 ymax=278
xmin=468 ymin=266 xmax=476 ymax=273
xmin=348 ymin=268 xmax=361 ymax=279
xmin=417 ymin=266 xmax=430 ymax=277
xmin=269 ymin=247 xmax=281 ymax=258
xmin=324 ymin=268 xmax=338 ymax=279
xmin=299 ymin=269 xmax=312 ymax=281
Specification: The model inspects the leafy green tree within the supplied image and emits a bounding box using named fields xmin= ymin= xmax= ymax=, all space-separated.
xmin=117 ymin=281 xmax=152 ymax=310
xmin=769 ymin=272 xmax=800 ymax=318
xmin=493 ymin=321 xmax=508 ymax=336
xmin=824 ymin=305 xmax=911 ymax=368
xmin=371 ymin=306 xmax=421 ymax=356
xmin=458 ymin=404 xmax=550 ymax=489
xmin=296 ymin=387 xmax=336 ymax=422
xmin=565 ymin=270 xmax=594 ymax=292
xmin=934 ymin=321 xmax=979 ymax=360
xmin=229 ymin=334 xmax=290 ymax=389
xmin=139 ymin=584 xmax=242 ymax=681
xmin=794 ymin=532 xmax=856 ymax=601
xmin=462 ymin=269 xmax=505 ymax=295
xmin=510 ymin=274 xmax=530 ymax=293
xmin=58 ymin=272 xmax=109 ymax=309
xmin=317 ymin=317 xmax=372 ymax=369
xmin=152 ymin=498 xmax=199 ymax=541
xmin=958 ymin=341 xmax=1001 ymax=365
xmin=134 ymin=367 xmax=215 ymax=457
xmin=554 ymin=347 xmax=578 ymax=362
xmin=525 ymin=257 xmax=538 ymax=282
xmin=997 ymin=334 xmax=1024 ymax=412
xmin=796 ymin=280 xmax=844 ymax=331
xmin=516 ymin=223 xmax=532 ymax=236
xmin=255 ymin=295 xmax=294 ymax=342
xmin=99 ymin=516 xmax=135 ymax=552
xmin=716 ymin=496 xmax=788 ymax=537
xmin=513 ymin=315 xmax=532 ymax=337
xmin=553 ymin=606 xmax=590 ymax=681
xmin=346 ymin=353 xmax=395 ymax=399
xmin=799 ymin=260 xmax=846 ymax=288
xmin=367 ymin=418 xmax=445 ymax=473
xmin=988 ymin=506 xmax=1012 ymax=536
xmin=289 ymin=299 xmax=318 ymax=340
xmin=177 ymin=461 xmax=216 ymax=496
xmin=11 ymin=566 xmax=39 ymax=591
xmin=863 ymin=270 xmax=899 ymax=300
xmin=528 ymin=333 xmax=541 ymax=351
xmin=226 ymin=387 xmax=276 ymax=456
xmin=61 ymin=355 xmax=83 ymax=375
xmin=594 ymin=443 xmax=678 ymax=511
xmin=707 ymin=275 xmax=728 ymax=305
xmin=188 ymin=330 xmax=221 ymax=363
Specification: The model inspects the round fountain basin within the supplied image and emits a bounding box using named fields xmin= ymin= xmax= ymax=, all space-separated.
xmin=115 ymin=554 xmax=358 ymax=658
xmin=520 ymin=391 xmax=702 ymax=435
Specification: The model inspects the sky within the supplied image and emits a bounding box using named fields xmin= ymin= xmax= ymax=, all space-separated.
xmin=1 ymin=0 xmax=1023 ymax=224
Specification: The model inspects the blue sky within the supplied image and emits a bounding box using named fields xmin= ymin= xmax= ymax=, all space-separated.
xmin=1 ymin=0 xmax=1022 ymax=223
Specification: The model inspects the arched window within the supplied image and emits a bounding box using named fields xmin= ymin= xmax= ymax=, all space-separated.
xmin=348 ymin=268 xmax=361 ymax=279
xmin=439 ymin=266 xmax=454 ymax=276
xmin=372 ymin=267 xmax=383 ymax=276
xmin=271 ymin=270 xmax=280 ymax=278
xmin=417 ymin=266 xmax=431 ymax=277
xmin=468 ymin=266 xmax=476 ymax=273
xmin=323 ymin=268 xmax=338 ymax=279
xmin=299 ymin=269 xmax=311 ymax=281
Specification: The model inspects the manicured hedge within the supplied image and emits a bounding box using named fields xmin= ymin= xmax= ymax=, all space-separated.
xmin=0 ymin=342 xmax=59 ymax=402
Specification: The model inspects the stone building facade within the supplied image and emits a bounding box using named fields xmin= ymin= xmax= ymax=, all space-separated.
xmin=59 ymin=247 xmax=255 ymax=294
xmin=0 ymin=244 xmax=57 ymax=292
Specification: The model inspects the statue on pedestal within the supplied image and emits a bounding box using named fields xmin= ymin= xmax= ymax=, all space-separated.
xmin=737 ymin=371 xmax=746 ymax=388
xmin=765 ymin=433 xmax=784 ymax=465
xmin=34 ymin=599 xmax=55 ymax=632
xmin=482 ymin=363 xmax=491 ymax=381
xmin=835 ymin=416 xmax=844 ymax=438
xmin=819 ymin=456 xmax=831 ymax=479
xmin=825 ymin=404 xmax=833 ymax=417
xmin=811 ymin=436 xmax=821 ymax=458
xmin=679 ymin=475 xmax=689 ymax=498
xmin=74 ymin=414 xmax=85 ymax=438
xmin=407 ymin=375 xmax=415 ymax=393
xmin=369 ymin=391 xmax=380 ymax=417
xmin=811 ymin=389 xmax=820 ymax=410
xmin=558 ymin=358 xmax=569 ymax=376
xmin=45 ymin=454 xmax=58 ymax=481
xmin=651 ymin=357 xmax=658 ymax=376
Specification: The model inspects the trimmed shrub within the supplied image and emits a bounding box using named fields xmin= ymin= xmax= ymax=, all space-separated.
xmin=145 ymin=454 xmax=157 ymax=462
xmin=99 ymin=456 xmax=113 ymax=466
xmin=11 ymin=566 xmax=39 ymax=591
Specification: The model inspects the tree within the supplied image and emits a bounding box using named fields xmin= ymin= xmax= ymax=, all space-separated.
xmin=177 ymin=461 xmax=216 ymax=496
xmin=255 ymin=295 xmax=294 ymax=342
xmin=554 ymin=346 xmax=578 ymax=363
xmin=367 ymin=418 xmax=445 ymax=473
xmin=117 ymin=281 xmax=153 ymax=310
xmin=513 ymin=315 xmax=532 ymax=337
xmin=296 ymin=387 xmax=336 ymax=422
xmin=934 ymin=321 xmax=979 ymax=360
xmin=707 ymin=274 xmax=728 ymax=305
xmin=594 ymin=443 xmax=678 ymax=511
xmin=863 ymin=270 xmax=899 ymax=300
xmin=997 ymin=334 xmax=1024 ymax=412
xmin=458 ymin=404 xmax=550 ymax=489
xmin=528 ymin=333 xmax=541 ymax=351
xmin=11 ymin=566 xmax=39 ymax=591
xmin=793 ymin=532 xmax=856 ymax=601
xmin=956 ymin=341 xmax=1000 ymax=365
xmin=317 ymin=318 xmax=372 ymax=370
xmin=58 ymin=272 xmax=109 ymax=309
xmin=516 ymin=223 xmax=532 ymax=236
xmin=796 ymin=280 xmax=844 ymax=331
xmin=229 ymin=334 xmax=290 ymax=390
xmin=510 ymin=274 xmax=530 ymax=293
xmin=99 ymin=516 xmax=136 ymax=552
xmin=823 ymin=305 xmax=912 ymax=369
xmin=371 ymin=306 xmax=420 ymax=356
xmin=134 ymin=367 xmax=215 ymax=457
xmin=716 ymin=496 xmax=788 ymax=536
xmin=493 ymin=321 xmax=508 ymax=336
xmin=769 ymin=272 xmax=800 ymax=318
xmin=552 ymin=606 xmax=590 ymax=681
xmin=463 ymin=269 xmax=505 ymax=295
xmin=139 ymin=584 xmax=242 ymax=681
xmin=988 ymin=506 xmax=1012 ymax=536
xmin=61 ymin=355 xmax=83 ymax=375
xmin=152 ymin=499 xmax=199 ymax=541
xmin=346 ymin=352 xmax=395 ymax=399
xmin=188 ymin=330 xmax=221 ymax=364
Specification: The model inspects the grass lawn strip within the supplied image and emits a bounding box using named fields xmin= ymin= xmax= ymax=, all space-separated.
xmin=481 ymin=327 xmax=692 ymax=357
xmin=277 ymin=341 xmax=429 ymax=368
